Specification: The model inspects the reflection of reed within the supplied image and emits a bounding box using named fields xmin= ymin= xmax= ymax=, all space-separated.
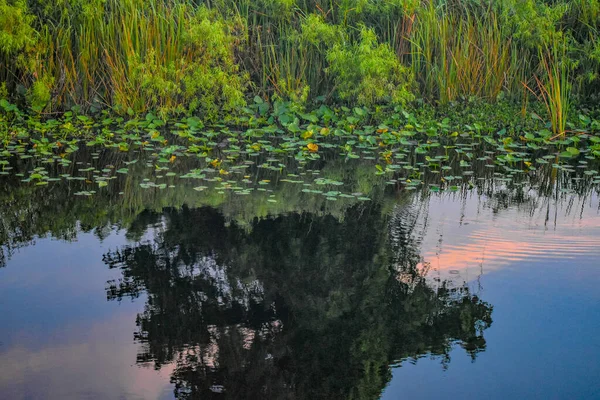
xmin=398 ymin=190 xmax=600 ymax=286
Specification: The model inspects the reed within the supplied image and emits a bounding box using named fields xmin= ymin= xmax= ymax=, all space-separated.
xmin=523 ymin=39 xmax=571 ymax=137
xmin=409 ymin=2 xmax=515 ymax=104
xmin=1 ymin=0 xmax=598 ymax=118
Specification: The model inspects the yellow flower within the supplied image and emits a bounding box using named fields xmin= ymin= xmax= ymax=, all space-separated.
xmin=302 ymin=130 xmax=314 ymax=140
xmin=219 ymin=169 xmax=229 ymax=175
xmin=210 ymin=159 xmax=221 ymax=168
xmin=307 ymin=143 xmax=319 ymax=152
xmin=382 ymin=151 xmax=392 ymax=164
xmin=169 ymin=155 xmax=176 ymax=163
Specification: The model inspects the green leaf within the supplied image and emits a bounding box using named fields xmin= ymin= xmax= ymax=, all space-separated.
xmin=566 ymin=147 xmax=580 ymax=156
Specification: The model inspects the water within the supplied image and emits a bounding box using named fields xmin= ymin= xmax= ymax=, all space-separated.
xmin=0 ymin=145 xmax=599 ymax=399
xmin=383 ymin=195 xmax=600 ymax=400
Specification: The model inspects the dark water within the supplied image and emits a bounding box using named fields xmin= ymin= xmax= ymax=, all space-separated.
xmin=0 ymin=150 xmax=599 ymax=399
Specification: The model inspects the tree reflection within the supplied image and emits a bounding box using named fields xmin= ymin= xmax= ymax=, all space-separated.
xmin=104 ymin=204 xmax=492 ymax=399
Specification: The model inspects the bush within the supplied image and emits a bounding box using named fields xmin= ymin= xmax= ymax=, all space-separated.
xmin=327 ymin=27 xmax=414 ymax=106
xmin=107 ymin=4 xmax=248 ymax=118
xmin=0 ymin=0 xmax=36 ymax=83
xmin=0 ymin=0 xmax=35 ymax=56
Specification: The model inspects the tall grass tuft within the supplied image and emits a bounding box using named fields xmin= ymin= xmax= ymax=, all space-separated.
xmin=524 ymin=39 xmax=571 ymax=137
xmin=410 ymin=2 xmax=514 ymax=104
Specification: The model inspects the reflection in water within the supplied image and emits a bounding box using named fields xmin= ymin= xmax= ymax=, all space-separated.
xmin=0 ymin=148 xmax=598 ymax=399
xmin=406 ymin=191 xmax=600 ymax=283
xmin=104 ymin=205 xmax=492 ymax=399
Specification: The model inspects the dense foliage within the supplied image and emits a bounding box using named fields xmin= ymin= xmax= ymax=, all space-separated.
xmin=1 ymin=0 xmax=599 ymax=125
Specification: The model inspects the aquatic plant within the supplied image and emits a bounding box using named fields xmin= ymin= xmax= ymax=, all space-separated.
xmin=523 ymin=38 xmax=571 ymax=137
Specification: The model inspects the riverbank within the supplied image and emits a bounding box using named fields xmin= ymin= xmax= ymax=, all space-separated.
xmin=2 ymin=0 xmax=600 ymax=136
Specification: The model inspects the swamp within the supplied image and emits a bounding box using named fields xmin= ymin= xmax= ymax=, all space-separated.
xmin=1 ymin=0 xmax=600 ymax=399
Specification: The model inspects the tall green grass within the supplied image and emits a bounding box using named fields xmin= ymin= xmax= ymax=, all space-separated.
xmin=524 ymin=38 xmax=571 ymax=137
xmin=1 ymin=0 xmax=599 ymax=117
xmin=410 ymin=2 xmax=514 ymax=103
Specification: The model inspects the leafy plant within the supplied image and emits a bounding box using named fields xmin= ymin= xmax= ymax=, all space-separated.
xmin=327 ymin=26 xmax=414 ymax=106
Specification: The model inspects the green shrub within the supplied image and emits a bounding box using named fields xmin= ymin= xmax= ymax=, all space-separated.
xmin=27 ymin=77 xmax=53 ymax=112
xmin=327 ymin=27 xmax=414 ymax=106
xmin=0 ymin=0 xmax=35 ymax=56
xmin=0 ymin=0 xmax=37 ymax=92
xmin=106 ymin=4 xmax=247 ymax=118
xmin=0 ymin=82 xmax=8 ymax=99
xmin=499 ymin=0 xmax=567 ymax=50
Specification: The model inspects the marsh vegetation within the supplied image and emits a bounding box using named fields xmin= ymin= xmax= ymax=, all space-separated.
xmin=1 ymin=0 xmax=600 ymax=133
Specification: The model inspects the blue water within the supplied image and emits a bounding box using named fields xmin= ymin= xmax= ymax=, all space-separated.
xmin=383 ymin=257 xmax=600 ymax=400
xmin=1 ymin=191 xmax=599 ymax=399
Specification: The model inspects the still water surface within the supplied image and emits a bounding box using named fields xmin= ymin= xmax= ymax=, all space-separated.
xmin=0 ymin=154 xmax=599 ymax=399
